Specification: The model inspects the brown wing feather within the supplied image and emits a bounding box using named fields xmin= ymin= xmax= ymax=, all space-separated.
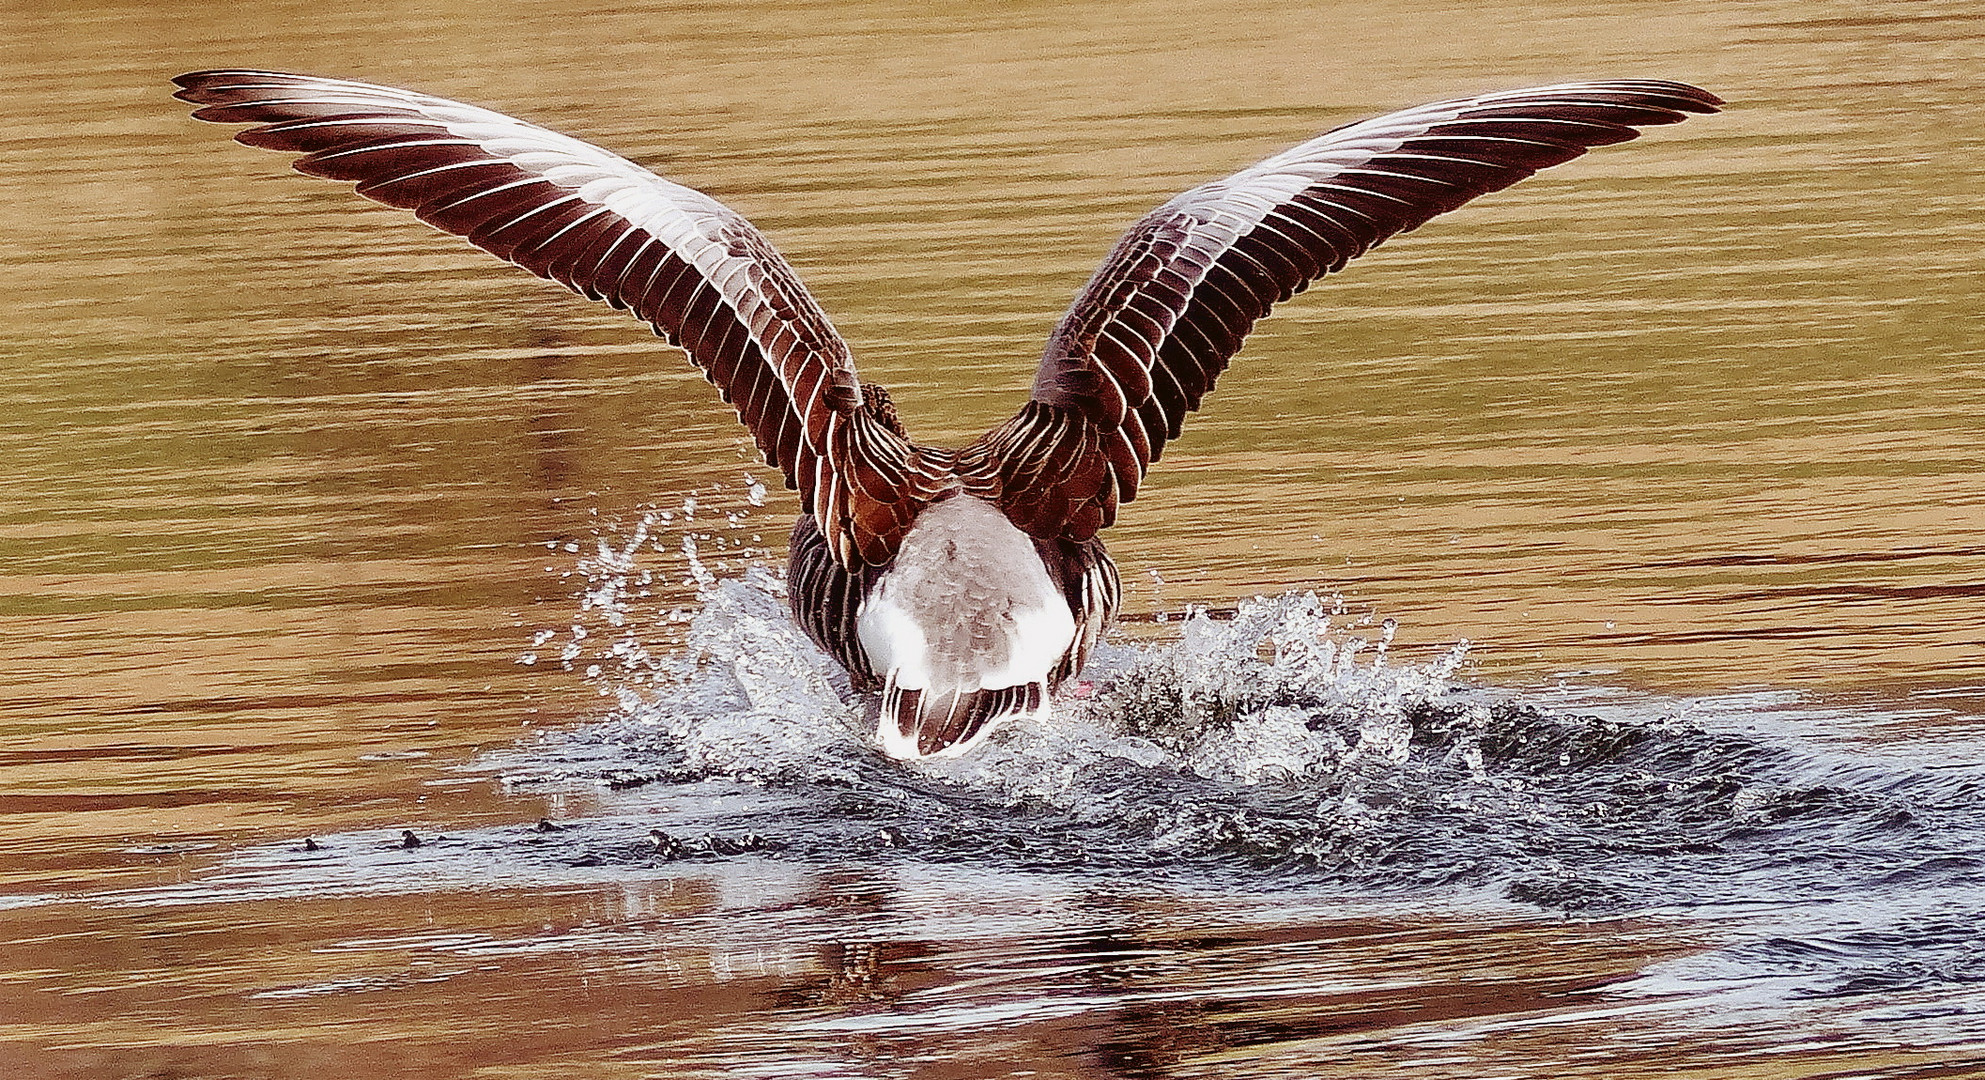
xmin=980 ymin=80 xmax=1721 ymax=541
xmin=174 ymin=69 xmax=946 ymax=567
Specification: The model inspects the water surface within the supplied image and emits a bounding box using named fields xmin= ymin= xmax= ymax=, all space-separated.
xmin=2 ymin=0 xmax=1982 ymax=1076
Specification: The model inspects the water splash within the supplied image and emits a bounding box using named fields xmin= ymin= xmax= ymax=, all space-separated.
xmin=520 ymin=481 xmax=774 ymax=686
xmin=508 ymin=565 xmax=1970 ymax=911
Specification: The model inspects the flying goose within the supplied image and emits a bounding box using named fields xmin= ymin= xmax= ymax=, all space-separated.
xmin=174 ymin=71 xmax=1719 ymax=759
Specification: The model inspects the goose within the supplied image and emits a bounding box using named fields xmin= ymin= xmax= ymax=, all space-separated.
xmin=174 ymin=71 xmax=1719 ymax=760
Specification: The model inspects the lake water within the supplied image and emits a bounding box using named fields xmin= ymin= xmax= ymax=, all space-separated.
xmin=3 ymin=0 xmax=1983 ymax=1076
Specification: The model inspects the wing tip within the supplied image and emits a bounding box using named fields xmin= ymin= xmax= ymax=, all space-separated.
xmin=1474 ymin=79 xmax=1723 ymax=121
xmin=1584 ymin=79 xmax=1726 ymax=115
xmin=173 ymin=69 xmax=289 ymax=95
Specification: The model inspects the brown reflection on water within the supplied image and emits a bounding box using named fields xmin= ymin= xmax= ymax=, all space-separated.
xmin=2 ymin=867 xmax=1964 ymax=1079
xmin=3 ymin=0 xmax=1984 ymax=1075
xmin=0 ymin=876 xmax=1690 ymax=1079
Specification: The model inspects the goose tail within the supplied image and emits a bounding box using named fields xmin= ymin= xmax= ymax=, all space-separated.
xmin=878 ymin=681 xmax=1048 ymax=759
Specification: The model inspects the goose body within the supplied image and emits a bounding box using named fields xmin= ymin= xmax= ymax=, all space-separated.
xmin=856 ymin=497 xmax=1082 ymax=758
xmin=174 ymin=70 xmax=1719 ymax=758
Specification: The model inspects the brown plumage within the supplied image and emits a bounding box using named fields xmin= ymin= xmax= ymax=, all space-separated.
xmin=174 ymin=70 xmax=1719 ymax=758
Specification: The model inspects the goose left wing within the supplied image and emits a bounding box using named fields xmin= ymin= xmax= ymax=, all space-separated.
xmin=970 ymin=80 xmax=1721 ymax=542
xmin=174 ymin=70 xmax=948 ymax=568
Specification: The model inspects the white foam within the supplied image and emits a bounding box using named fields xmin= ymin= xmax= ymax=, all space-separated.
xmin=530 ymin=507 xmax=1472 ymax=795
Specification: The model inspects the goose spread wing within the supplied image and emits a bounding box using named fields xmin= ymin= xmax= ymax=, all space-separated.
xmin=175 ymin=70 xmax=945 ymax=568
xmin=973 ymin=80 xmax=1721 ymax=542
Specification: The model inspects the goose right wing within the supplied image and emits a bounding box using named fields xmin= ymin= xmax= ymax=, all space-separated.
xmin=174 ymin=70 xmax=945 ymax=568
xmin=971 ymin=81 xmax=1721 ymax=542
